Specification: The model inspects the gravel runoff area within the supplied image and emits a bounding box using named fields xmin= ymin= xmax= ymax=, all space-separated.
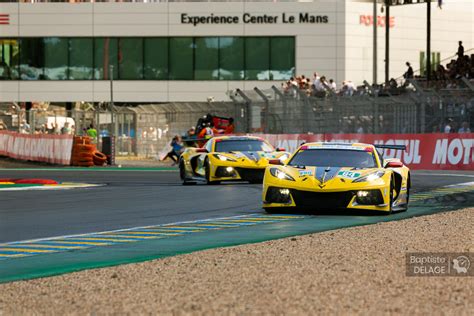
xmin=1 ymin=208 xmax=473 ymax=315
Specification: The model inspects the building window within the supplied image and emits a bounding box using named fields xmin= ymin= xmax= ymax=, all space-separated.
xmin=0 ymin=36 xmax=295 ymax=81
xmin=19 ymin=38 xmax=43 ymax=80
xmin=270 ymin=37 xmax=295 ymax=80
xmin=69 ymin=38 xmax=93 ymax=80
xmin=169 ymin=37 xmax=194 ymax=80
xmin=94 ymin=38 xmax=118 ymax=80
xmin=118 ymin=38 xmax=143 ymax=80
xmin=43 ymin=37 xmax=68 ymax=80
xmin=219 ymin=37 xmax=244 ymax=80
xmin=195 ymin=37 xmax=219 ymax=80
xmin=245 ymin=37 xmax=270 ymax=80
xmin=144 ymin=38 xmax=168 ymax=80
xmin=0 ymin=39 xmax=19 ymax=80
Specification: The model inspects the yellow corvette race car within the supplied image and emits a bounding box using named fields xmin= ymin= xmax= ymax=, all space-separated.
xmin=262 ymin=142 xmax=411 ymax=214
xmin=179 ymin=136 xmax=289 ymax=185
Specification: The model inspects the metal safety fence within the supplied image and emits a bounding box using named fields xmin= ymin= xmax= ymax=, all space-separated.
xmin=0 ymin=101 xmax=237 ymax=158
xmin=230 ymin=78 xmax=474 ymax=135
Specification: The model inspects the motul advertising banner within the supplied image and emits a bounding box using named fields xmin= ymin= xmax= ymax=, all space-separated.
xmin=256 ymin=133 xmax=474 ymax=171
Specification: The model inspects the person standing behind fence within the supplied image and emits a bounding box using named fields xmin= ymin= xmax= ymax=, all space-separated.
xmin=404 ymin=62 xmax=414 ymax=79
xmin=458 ymin=121 xmax=471 ymax=133
xmin=20 ymin=119 xmax=30 ymax=134
xmin=61 ymin=122 xmax=71 ymax=135
xmin=225 ymin=118 xmax=235 ymax=134
xmin=457 ymin=41 xmax=464 ymax=59
xmin=87 ymin=124 xmax=98 ymax=143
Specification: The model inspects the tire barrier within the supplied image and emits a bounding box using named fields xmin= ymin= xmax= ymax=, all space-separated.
xmin=70 ymin=136 xmax=108 ymax=167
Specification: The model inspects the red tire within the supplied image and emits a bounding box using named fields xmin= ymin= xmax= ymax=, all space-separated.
xmin=74 ymin=144 xmax=96 ymax=152
xmin=74 ymin=136 xmax=92 ymax=145
xmin=92 ymin=151 xmax=107 ymax=162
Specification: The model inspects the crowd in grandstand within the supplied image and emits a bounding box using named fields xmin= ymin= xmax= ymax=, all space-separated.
xmin=283 ymin=41 xmax=473 ymax=99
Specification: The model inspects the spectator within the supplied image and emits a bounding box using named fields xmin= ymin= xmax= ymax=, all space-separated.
xmin=458 ymin=121 xmax=471 ymax=133
xmin=443 ymin=118 xmax=453 ymax=133
xmin=329 ymin=79 xmax=337 ymax=92
xmin=0 ymin=120 xmax=7 ymax=131
xmin=404 ymin=62 xmax=414 ymax=80
xmin=86 ymin=124 xmax=98 ymax=143
xmin=61 ymin=122 xmax=71 ymax=135
xmin=197 ymin=122 xmax=214 ymax=146
xmin=20 ymin=119 xmax=30 ymax=134
xmin=225 ymin=118 xmax=235 ymax=134
xmin=341 ymin=81 xmax=355 ymax=96
xmin=457 ymin=41 xmax=464 ymax=59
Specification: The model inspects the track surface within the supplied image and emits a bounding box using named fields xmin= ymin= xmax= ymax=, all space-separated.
xmin=0 ymin=169 xmax=473 ymax=243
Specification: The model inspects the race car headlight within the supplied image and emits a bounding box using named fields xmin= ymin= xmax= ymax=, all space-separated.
xmin=213 ymin=154 xmax=236 ymax=162
xmin=278 ymin=154 xmax=289 ymax=162
xmin=269 ymin=168 xmax=295 ymax=181
xmin=353 ymin=171 xmax=385 ymax=183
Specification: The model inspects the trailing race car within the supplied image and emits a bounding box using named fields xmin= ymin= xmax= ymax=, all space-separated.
xmin=262 ymin=142 xmax=411 ymax=214
xmin=179 ymin=136 xmax=289 ymax=185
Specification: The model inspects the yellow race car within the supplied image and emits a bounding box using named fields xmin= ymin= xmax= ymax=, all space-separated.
xmin=179 ymin=136 xmax=289 ymax=185
xmin=262 ymin=142 xmax=411 ymax=214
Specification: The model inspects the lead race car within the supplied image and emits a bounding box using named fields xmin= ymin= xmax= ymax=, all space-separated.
xmin=262 ymin=142 xmax=411 ymax=214
xmin=179 ymin=136 xmax=289 ymax=185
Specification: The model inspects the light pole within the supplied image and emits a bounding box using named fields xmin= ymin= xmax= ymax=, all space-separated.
xmin=109 ymin=64 xmax=114 ymax=136
xmin=373 ymin=0 xmax=377 ymax=85
xmin=384 ymin=0 xmax=390 ymax=84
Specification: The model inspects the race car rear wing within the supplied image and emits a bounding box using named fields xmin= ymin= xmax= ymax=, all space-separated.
xmin=374 ymin=144 xmax=406 ymax=151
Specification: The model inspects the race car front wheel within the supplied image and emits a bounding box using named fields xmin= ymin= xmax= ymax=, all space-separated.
xmin=204 ymin=159 xmax=220 ymax=185
xmin=180 ymin=160 xmax=195 ymax=185
xmin=388 ymin=178 xmax=394 ymax=214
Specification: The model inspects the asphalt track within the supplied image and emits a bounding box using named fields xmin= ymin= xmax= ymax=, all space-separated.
xmin=0 ymin=168 xmax=473 ymax=283
xmin=0 ymin=169 xmax=473 ymax=243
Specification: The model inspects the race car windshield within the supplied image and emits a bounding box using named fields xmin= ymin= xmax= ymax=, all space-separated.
xmin=215 ymin=140 xmax=274 ymax=152
xmin=288 ymin=149 xmax=377 ymax=168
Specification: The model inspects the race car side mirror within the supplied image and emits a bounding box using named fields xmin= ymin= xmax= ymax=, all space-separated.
xmin=268 ymin=159 xmax=283 ymax=165
xmin=276 ymin=147 xmax=286 ymax=152
xmin=385 ymin=161 xmax=403 ymax=168
xmin=195 ymin=148 xmax=208 ymax=153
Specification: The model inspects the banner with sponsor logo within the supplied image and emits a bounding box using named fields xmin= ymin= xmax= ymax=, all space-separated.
xmin=0 ymin=131 xmax=73 ymax=165
xmin=255 ymin=133 xmax=473 ymax=170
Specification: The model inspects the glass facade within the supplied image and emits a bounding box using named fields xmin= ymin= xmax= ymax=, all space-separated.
xmin=0 ymin=37 xmax=295 ymax=81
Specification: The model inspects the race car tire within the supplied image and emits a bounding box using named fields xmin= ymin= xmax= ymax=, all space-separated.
xmin=263 ymin=208 xmax=277 ymax=214
xmin=204 ymin=159 xmax=220 ymax=185
xmin=180 ymin=160 xmax=196 ymax=185
xmin=388 ymin=178 xmax=394 ymax=214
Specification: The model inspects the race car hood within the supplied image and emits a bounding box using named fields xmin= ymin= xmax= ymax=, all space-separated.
xmin=279 ymin=166 xmax=386 ymax=189
xmin=218 ymin=151 xmax=288 ymax=165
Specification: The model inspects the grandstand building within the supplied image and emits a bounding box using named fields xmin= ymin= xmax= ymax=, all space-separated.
xmin=0 ymin=0 xmax=472 ymax=103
